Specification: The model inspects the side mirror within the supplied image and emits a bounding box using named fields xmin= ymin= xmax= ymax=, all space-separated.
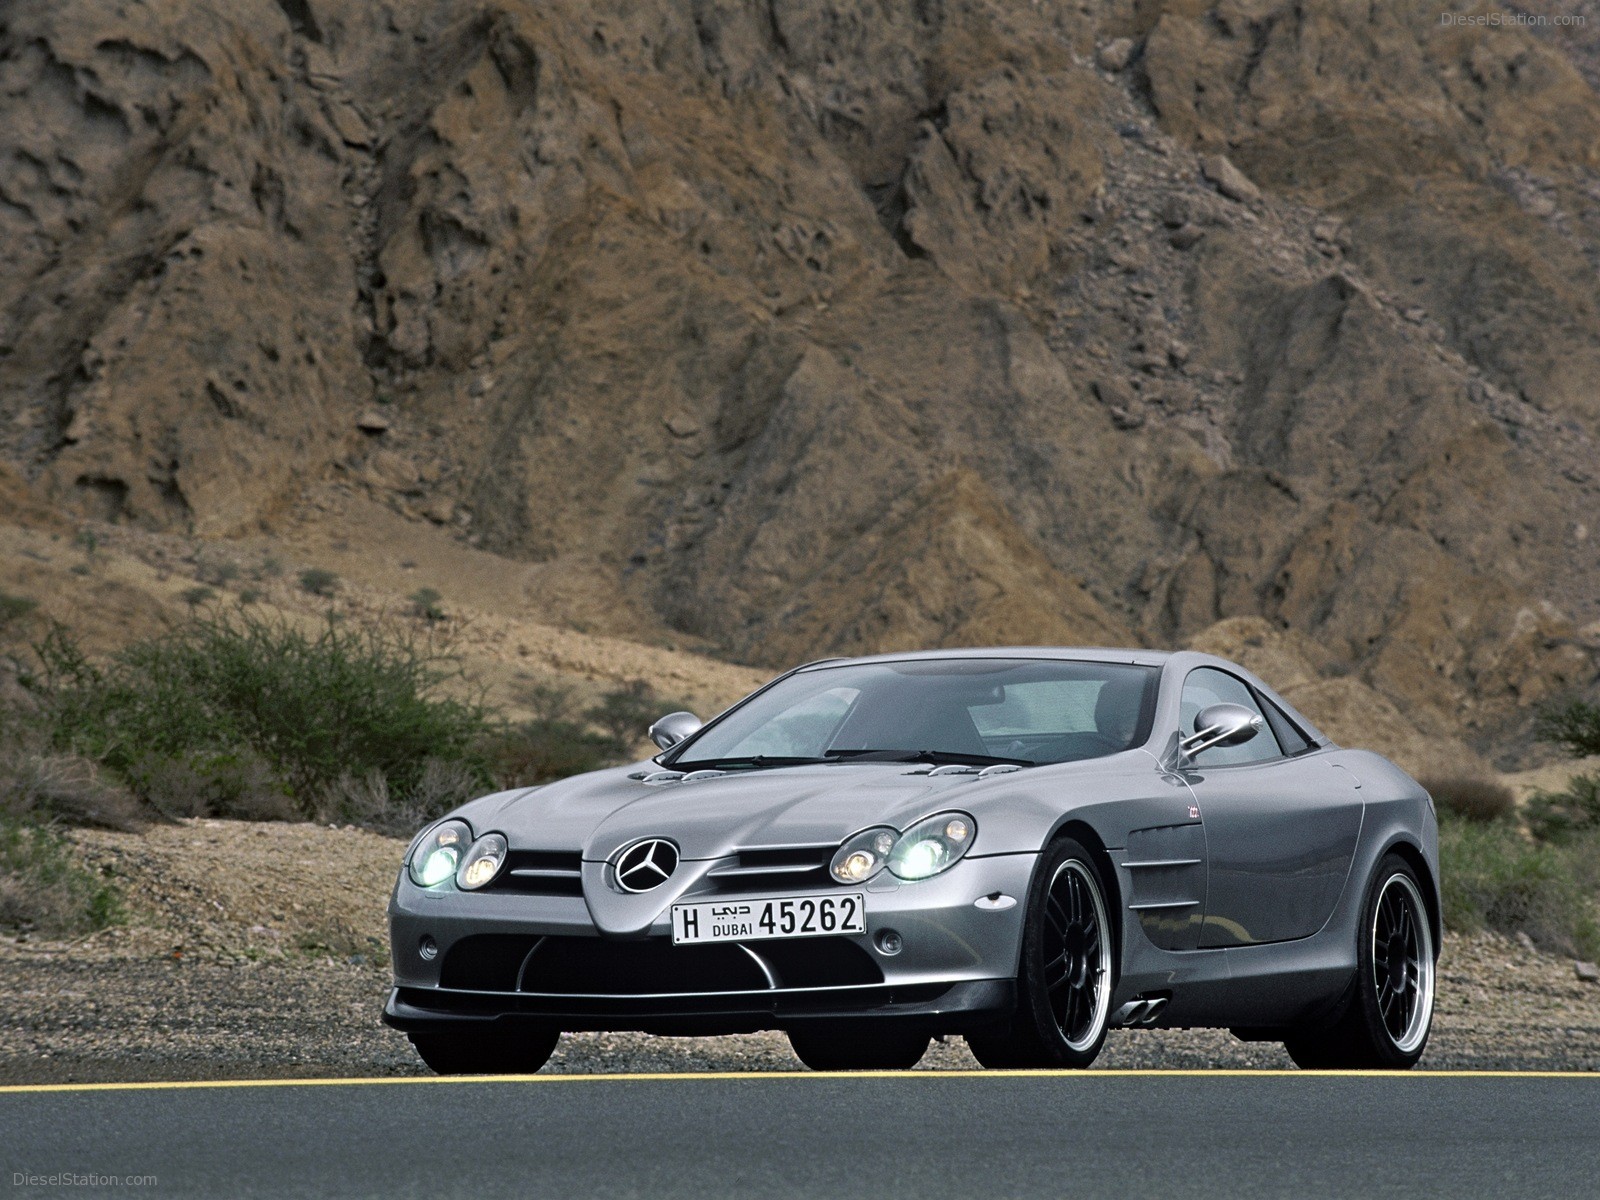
xmin=648 ymin=710 xmax=703 ymax=751
xmin=1179 ymin=703 xmax=1262 ymax=759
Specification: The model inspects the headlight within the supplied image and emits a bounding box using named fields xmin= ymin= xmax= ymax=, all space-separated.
xmin=408 ymin=820 xmax=472 ymax=887
xmin=830 ymin=826 xmax=898 ymax=884
xmin=888 ymin=812 xmax=976 ymax=881
xmin=456 ymin=832 xmax=508 ymax=890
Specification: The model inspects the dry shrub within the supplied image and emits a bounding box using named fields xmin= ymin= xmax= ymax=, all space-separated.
xmin=314 ymin=758 xmax=477 ymax=836
xmin=1420 ymin=775 xmax=1515 ymax=824
xmin=125 ymin=751 xmax=297 ymax=822
xmin=0 ymin=818 xmax=123 ymax=935
xmin=0 ymin=745 xmax=146 ymax=830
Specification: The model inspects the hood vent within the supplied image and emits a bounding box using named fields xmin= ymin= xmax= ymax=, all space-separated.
xmin=627 ymin=769 xmax=727 ymax=786
xmin=902 ymin=762 xmax=1026 ymax=778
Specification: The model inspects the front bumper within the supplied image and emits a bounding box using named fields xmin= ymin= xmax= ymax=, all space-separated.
xmin=383 ymin=978 xmax=1015 ymax=1036
xmin=384 ymin=852 xmax=1035 ymax=1035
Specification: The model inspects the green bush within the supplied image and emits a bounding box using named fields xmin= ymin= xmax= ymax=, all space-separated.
xmin=1524 ymin=773 xmax=1600 ymax=845
xmin=585 ymin=679 xmax=661 ymax=754
xmin=13 ymin=619 xmax=678 ymax=835
xmin=1538 ymin=699 xmax=1600 ymax=759
xmin=517 ymin=681 xmax=575 ymax=723
xmin=28 ymin=614 xmax=493 ymax=815
xmin=0 ymin=591 xmax=38 ymax=640
xmin=1438 ymin=815 xmax=1600 ymax=959
xmin=408 ymin=588 xmax=445 ymax=623
xmin=0 ymin=817 xmax=123 ymax=935
xmin=481 ymin=718 xmax=618 ymax=786
xmin=298 ymin=567 xmax=339 ymax=598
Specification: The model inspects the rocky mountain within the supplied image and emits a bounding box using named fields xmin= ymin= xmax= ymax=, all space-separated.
xmin=3 ymin=0 xmax=1599 ymax=765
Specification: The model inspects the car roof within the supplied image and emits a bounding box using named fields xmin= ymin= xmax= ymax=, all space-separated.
xmin=793 ymin=647 xmax=1175 ymax=671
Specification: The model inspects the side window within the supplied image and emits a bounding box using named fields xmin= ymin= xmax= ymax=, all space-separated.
xmin=1180 ymin=668 xmax=1283 ymax=766
xmin=1257 ymin=692 xmax=1314 ymax=756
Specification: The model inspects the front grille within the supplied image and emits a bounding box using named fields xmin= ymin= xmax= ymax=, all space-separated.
xmin=483 ymin=849 xmax=583 ymax=896
xmin=701 ymin=845 xmax=834 ymax=894
xmin=436 ymin=934 xmax=884 ymax=996
xmin=522 ymin=937 xmax=769 ymax=995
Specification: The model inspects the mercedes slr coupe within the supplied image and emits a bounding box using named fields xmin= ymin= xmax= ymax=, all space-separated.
xmin=384 ymin=648 xmax=1439 ymax=1073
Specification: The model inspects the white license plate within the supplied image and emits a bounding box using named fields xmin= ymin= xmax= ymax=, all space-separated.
xmin=671 ymin=894 xmax=866 ymax=945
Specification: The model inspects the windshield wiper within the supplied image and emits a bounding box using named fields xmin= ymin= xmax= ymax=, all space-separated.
xmin=823 ymin=748 xmax=1035 ymax=767
xmin=668 ymin=755 xmax=834 ymax=772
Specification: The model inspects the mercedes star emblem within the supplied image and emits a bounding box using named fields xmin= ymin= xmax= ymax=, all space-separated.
xmin=613 ymin=838 xmax=679 ymax=893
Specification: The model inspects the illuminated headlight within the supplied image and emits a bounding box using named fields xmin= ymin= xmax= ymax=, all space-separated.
xmin=830 ymin=826 xmax=898 ymax=884
xmin=407 ymin=820 xmax=472 ymax=887
xmin=888 ymin=812 xmax=976 ymax=881
xmin=456 ymin=833 xmax=508 ymax=891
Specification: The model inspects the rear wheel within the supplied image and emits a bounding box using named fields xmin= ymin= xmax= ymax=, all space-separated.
xmin=408 ymin=1026 xmax=560 ymax=1075
xmin=787 ymin=1023 xmax=930 ymax=1070
xmin=966 ymin=837 xmax=1114 ymax=1069
xmin=1284 ymin=854 xmax=1435 ymax=1070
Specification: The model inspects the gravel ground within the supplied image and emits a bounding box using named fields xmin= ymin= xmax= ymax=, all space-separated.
xmin=2 ymin=820 xmax=1597 ymax=1083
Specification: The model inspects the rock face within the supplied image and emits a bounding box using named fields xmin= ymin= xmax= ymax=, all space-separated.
xmin=2 ymin=0 xmax=1599 ymax=763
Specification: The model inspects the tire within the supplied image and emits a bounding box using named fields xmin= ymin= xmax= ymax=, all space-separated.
xmin=408 ymin=1026 xmax=560 ymax=1075
xmin=787 ymin=1023 xmax=930 ymax=1071
xmin=1284 ymin=854 xmax=1436 ymax=1070
xmin=966 ymin=837 xmax=1115 ymax=1069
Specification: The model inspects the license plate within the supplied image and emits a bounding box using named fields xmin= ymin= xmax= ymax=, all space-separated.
xmin=671 ymin=894 xmax=866 ymax=945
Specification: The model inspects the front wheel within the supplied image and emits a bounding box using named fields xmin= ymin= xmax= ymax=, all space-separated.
xmin=966 ymin=837 xmax=1114 ymax=1069
xmin=408 ymin=1026 xmax=559 ymax=1075
xmin=787 ymin=1023 xmax=930 ymax=1070
xmin=1285 ymin=854 xmax=1436 ymax=1070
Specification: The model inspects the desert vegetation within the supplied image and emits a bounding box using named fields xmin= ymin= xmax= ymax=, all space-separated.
xmin=1434 ymin=702 xmax=1600 ymax=960
xmin=0 ymin=602 xmax=675 ymax=934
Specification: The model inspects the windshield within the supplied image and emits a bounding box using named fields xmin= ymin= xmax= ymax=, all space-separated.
xmin=668 ymin=658 xmax=1159 ymax=769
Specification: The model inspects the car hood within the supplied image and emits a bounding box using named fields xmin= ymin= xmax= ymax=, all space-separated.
xmin=453 ymin=755 xmax=1145 ymax=862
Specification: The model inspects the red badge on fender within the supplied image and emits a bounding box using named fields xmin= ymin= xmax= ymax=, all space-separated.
xmin=1188 ymin=805 xmax=1200 ymax=819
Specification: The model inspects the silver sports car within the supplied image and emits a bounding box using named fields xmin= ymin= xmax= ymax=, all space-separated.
xmin=384 ymin=648 xmax=1439 ymax=1073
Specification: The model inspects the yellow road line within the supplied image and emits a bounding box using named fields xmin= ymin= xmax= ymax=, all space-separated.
xmin=1 ymin=1068 xmax=1595 ymax=1095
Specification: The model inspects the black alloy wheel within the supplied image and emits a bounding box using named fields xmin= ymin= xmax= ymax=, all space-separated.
xmin=966 ymin=836 xmax=1114 ymax=1069
xmin=1284 ymin=853 xmax=1436 ymax=1070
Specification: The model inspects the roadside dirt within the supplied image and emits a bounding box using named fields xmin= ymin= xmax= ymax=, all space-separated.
xmin=1 ymin=820 xmax=1595 ymax=1083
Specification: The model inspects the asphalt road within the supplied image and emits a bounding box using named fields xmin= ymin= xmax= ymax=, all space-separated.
xmin=5 ymin=1071 xmax=1597 ymax=1199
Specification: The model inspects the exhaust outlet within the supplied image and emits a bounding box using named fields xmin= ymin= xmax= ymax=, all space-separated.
xmin=1137 ymin=997 xmax=1169 ymax=1026
xmin=1112 ymin=999 xmax=1155 ymax=1026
